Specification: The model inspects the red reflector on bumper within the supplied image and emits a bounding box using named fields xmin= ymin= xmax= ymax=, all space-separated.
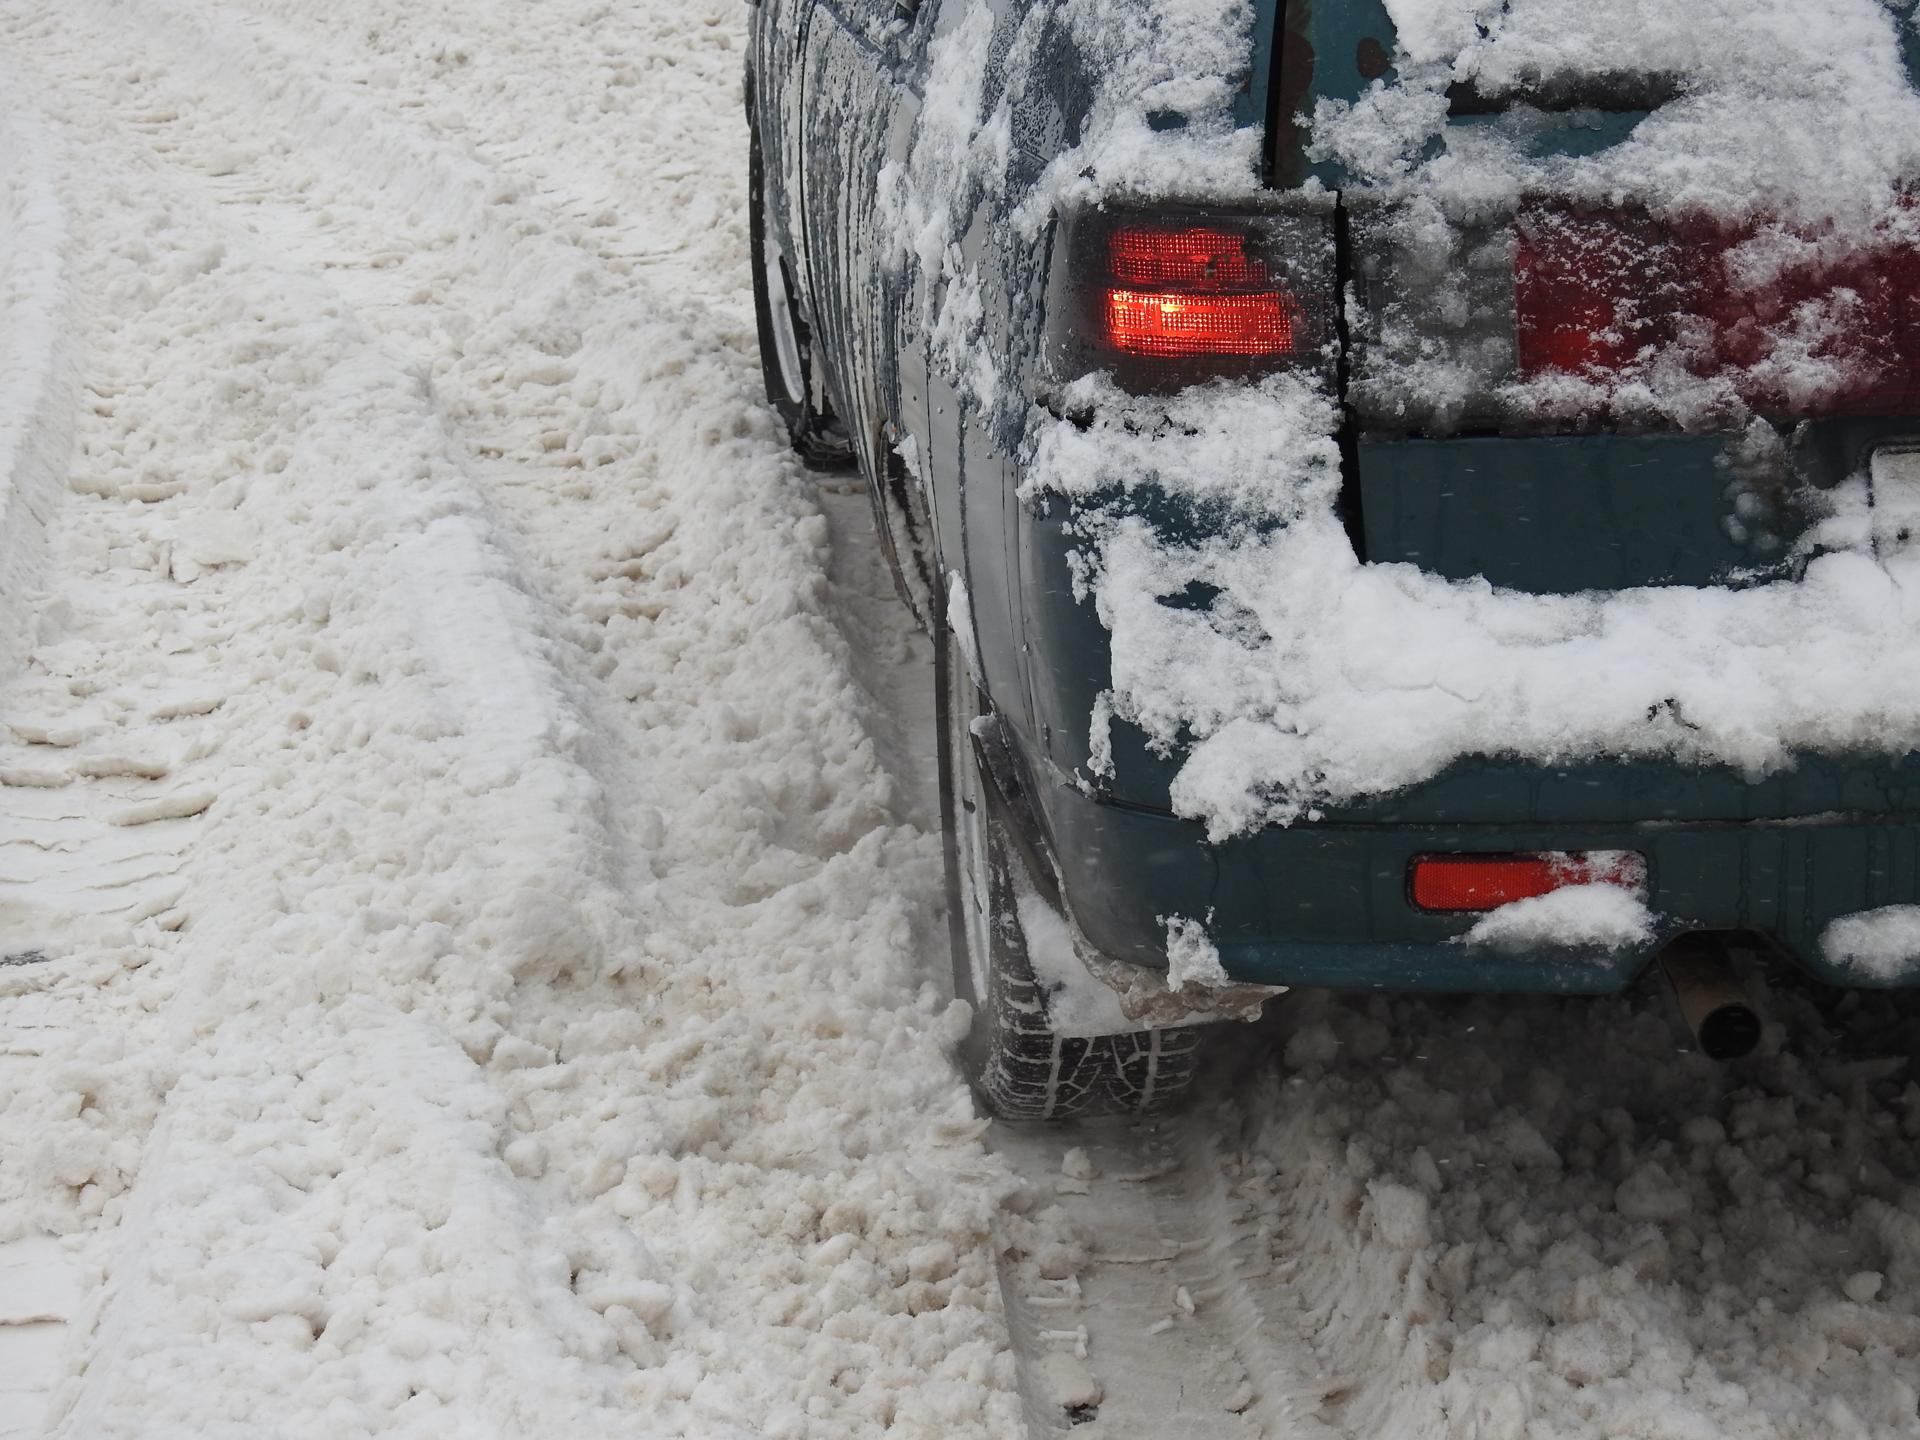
xmin=1410 ymin=851 xmax=1647 ymax=913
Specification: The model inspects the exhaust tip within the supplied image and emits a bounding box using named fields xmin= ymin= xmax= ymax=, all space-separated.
xmin=1659 ymin=932 xmax=1763 ymax=1061
xmin=1693 ymin=998 xmax=1763 ymax=1061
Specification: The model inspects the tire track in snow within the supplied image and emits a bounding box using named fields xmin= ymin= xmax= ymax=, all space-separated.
xmin=0 ymin=84 xmax=229 ymax=1436
xmin=0 ymin=96 xmax=72 ymax=680
xmin=0 ymin=32 xmax=664 ymax=1432
xmin=990 ymin=1103 xmax=1344 ymax=1440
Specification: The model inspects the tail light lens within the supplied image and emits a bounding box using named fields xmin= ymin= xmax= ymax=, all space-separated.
xmin=1046 ymin=207 xmax=1337 ymax=393
xmin=1409 ymin=851 xmax=1647 ymax=913
xmin=1513 ymin=203 xmax=1920 ymax=417
xmin=1347 ymin=198 xmax=1920 ymax=435
xmin=1104 ymin=286 xmax=1304 ymax=358
xmin=1513 ymin=209 xmax=1678 ymax=379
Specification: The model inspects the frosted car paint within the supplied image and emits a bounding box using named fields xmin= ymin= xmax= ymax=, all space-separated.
xmin=747 ymin=0 xmax=1920 ymax=990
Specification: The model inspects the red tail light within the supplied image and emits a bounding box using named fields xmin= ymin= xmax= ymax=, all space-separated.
xmin=1104 ymin=287 xmax=1303 ymax=358
xmin=1047 ymin=207 xmax=1335 ymax=393
xmin=1514 ymin=210 xmax=1675 ymax=379
xmin=1410 ymin=851 xmax=1647 ymax=913
xmin=1513 ymin=203 xmax=1920 ymax=417
xmin=1106 ymin=226 xmax=1274 ymax=289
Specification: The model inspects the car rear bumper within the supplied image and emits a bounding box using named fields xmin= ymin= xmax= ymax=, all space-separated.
xmin=1038 ymin=773 xmax=1920 ymax=992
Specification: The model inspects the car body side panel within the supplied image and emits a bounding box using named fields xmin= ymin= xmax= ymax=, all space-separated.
xmin=799 ymin=0 xmax=926 ymax=482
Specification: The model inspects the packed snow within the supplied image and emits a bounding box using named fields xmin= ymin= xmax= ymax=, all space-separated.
xmin=1361 ymin=0 xmax=1920 ymax=224
xmin=1231 ymin=984 xmax=1920 ymax=1440
xmin=1 ymin=2 xmax=1918 ymax=1440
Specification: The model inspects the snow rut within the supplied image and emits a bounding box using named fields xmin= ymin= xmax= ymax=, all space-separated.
xmin=993 ymin=1113 xmax=1342 ymax=1440
xmin=0 ymin=96 xmax=71 ymax=681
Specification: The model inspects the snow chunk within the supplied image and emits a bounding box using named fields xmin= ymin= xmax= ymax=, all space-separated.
xmin=1380 ymin=0 xmax=1488 ymax=64
xmin=178 ymin=512 xmax=257 ymax=571
xmin=1820 ymin=905 xmax=1920 ymax=981
xmin=1547 ymin=1319 xmax=1634 ymax=1385
xmin=1614 ymin=1161 xmax=1693 ymax=1222
xmin=1368 ymin=1180 xmax=1432 ymax=1250
xmin=1844 ymin=1271 xmax=1885 ymax=1304
xmin=1035 ymin=1351 xmax=1102 ymax=1411
xmin=1014 ymin=878 xmax=1137 ymax=1038
xmin=1457 ymin=884 xmax=1655 ymax=955
xmin=1162 ymin=913 xmax=1229 ymax=988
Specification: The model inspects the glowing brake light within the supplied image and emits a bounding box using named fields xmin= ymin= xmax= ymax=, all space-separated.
xmin=1101 ymin=227 xmax=1305 ymax=359
xmin=1045 ymin=207 xmax=1336 ymax=393
xmin=1107 ymin=226 xmax=1274 ymax=289
xmin=1104 ymin=287 xmax=1302 ymax=357
xmin=1409 ymin=851 xmax=1647 ymax=913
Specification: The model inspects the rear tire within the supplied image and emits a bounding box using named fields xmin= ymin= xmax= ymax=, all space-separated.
xmin=748 ymin=124 xmax=854 ymax=470
xmin=937 ymin=621 xmax=1201 ymax=1119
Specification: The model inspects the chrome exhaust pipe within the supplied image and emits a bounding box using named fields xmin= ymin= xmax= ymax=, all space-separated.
xmin=1659 ymin=932 xmax=1762 ymax=1060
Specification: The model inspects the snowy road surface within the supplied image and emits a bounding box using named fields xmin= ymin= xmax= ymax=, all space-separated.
xmin=0 ymin=2 xmax=1917 ymax=1438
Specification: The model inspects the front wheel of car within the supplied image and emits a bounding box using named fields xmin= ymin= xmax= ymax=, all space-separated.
xmin=748 ymin=125 xmax=854 ymax=470
xmin=937 ymin=621 xmax=1202 ymax=1120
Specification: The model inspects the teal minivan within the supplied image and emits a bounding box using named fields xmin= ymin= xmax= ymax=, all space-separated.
xmin=748 ymin=0 xmax=1920 ymax=1116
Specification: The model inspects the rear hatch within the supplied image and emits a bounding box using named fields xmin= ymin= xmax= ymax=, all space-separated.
xmin=1259 ymin=0 xmax=1920 ymax=825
